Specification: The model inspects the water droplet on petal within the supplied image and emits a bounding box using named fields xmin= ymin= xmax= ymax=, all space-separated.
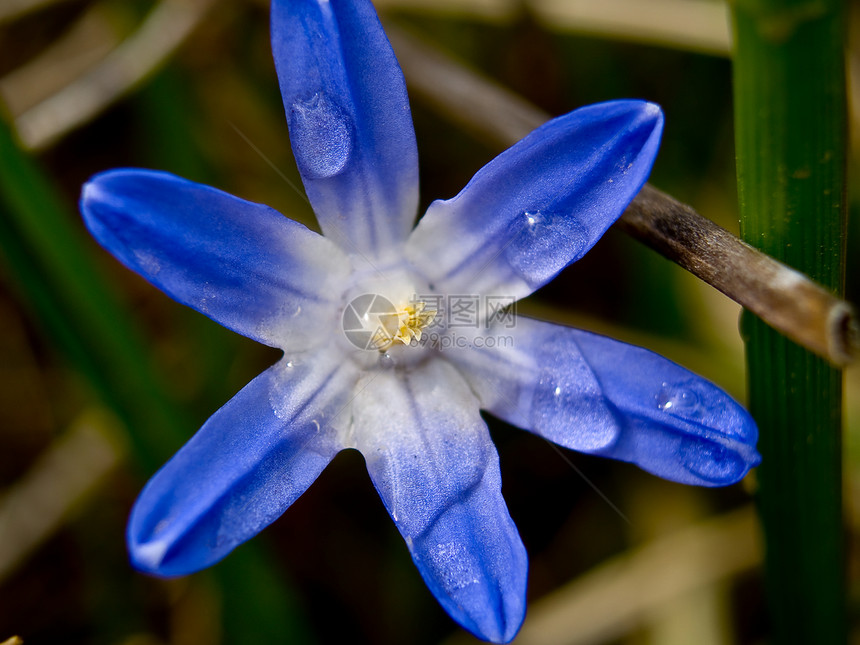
xmin=679 ymin=438 xmax=745 ymax=483
xmin=532 ymin=373 xmax=617 ymax=451
xmin=655 ymin=382 xmax=704 ymax=420
xmin=505 ymin=209 xmax=589 ymax=288
xmin=530 ymin=333 xmax=620 ymax=451
xmin=289 ymin=92 xmax=352 ymax=179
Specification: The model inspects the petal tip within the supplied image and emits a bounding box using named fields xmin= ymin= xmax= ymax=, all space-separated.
xmin=79 ymin=177 xmax=97 ymax=202
xmin=79 ymin=169 xmax=138 ymax=225
xmin=79 ymin=174 xmax=108 ymax=213
xmin=642 ymin=100 xmax=663 ymax=119
xmin=79 ymin=175 xmax=115 ymax=237
xmin=128 ymin=536 xmax=170 ymax=575
xmin=633 ymin=100 xmax=664 ymax=139
xmin=453 ymin=591 xmax=525 ymax=644
xmin=611 ymin=99 xmax=663 ymax=142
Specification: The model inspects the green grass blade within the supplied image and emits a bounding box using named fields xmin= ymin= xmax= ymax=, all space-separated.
xmin=730 ymin=1 xmax=847 ymax=642
xmin=0 ymin=118 xmax=188 ymax=468
xmin=0 ymin=115 xmax=315 ymax=642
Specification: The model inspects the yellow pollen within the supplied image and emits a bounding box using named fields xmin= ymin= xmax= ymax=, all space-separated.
xmin=373 ymin=301 xmax=436 ymax=351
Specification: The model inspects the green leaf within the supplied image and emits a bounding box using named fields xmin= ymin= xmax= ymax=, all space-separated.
xmin=730 ymin=1 xmax=847 ymax=642
xmin=0 ymin=115 xmax=315 ymax=643
xmin=0 ymin=117 xmax=187 ymax=468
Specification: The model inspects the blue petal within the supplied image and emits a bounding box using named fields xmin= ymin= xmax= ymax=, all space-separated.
xmin=127 ymin=348 xmax=357 ymax=576
xmin=350 ymin=360 xmax=527 ymax=643
xmin=80 ymin=169 xmax=349 ymax=349
xmin=271 ymin=0 xmax=419 ymax=259
xmin=407 ymin=101 xmax=663 ymax=304
xmin=449 ymin=318 xmax=760 ymax=486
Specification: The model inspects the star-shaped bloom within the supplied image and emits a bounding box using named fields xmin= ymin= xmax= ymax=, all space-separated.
xmin=79 ymin=0 xmax=760 ymax=642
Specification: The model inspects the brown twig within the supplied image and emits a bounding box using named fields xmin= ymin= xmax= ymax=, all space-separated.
xmin=621 ymin=185 xmax=857 ymax=365
xmin=528 ymin=0 xmax=731 ymax=56
xmin=12 ymin=0 xmax=216 ymax=151
xmin=443 ymin=505 xmax=760 ymax=645
xmin=387 ymin=25 xmax=858 ymax=367
xmin=0 ymin=410 xmax=124 ymax=582
xmin=0 ymin=6 xmax=120 ymax=116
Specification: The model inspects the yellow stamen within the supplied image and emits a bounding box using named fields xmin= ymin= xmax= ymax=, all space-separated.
xmin=375 ymin=301 xmax=436 ymax=351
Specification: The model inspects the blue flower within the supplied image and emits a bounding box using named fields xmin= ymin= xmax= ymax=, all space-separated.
xmin=79 ymin=0 xmax=760 ymax=642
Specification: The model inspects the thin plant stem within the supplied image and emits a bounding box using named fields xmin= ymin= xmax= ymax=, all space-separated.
xmin=388 ymin=26 xmax=857 ymax=365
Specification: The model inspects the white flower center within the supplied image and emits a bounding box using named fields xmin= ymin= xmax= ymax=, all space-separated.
xmin=339 ymin=259 xmax=437 ymax=367
xmin=372 ymin=300 xmax=437 ymax=351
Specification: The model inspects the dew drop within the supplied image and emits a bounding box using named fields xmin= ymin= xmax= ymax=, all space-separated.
xmin=289 ymin=92 xmax=352 ymax=179
xmin=529 ymin=335 xmax=620 ymax=451
xmin=505 ymin=209 xmax=588 ymax=288
xmin=679 ymin=438 xmax=744 ymax=483
xmin=655 ymin=382 xmax=703 ymax=419
xmin=532 ymin=373 xmax=618 ymax=451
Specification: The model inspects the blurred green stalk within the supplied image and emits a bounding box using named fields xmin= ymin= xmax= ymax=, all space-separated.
xmin=0 ymin=119 xmax=188 ymax=470
xmin=0 ymin=113 xmax=313 ymax=644
xmin=730 ymin=1 xmax=846 ymax=643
